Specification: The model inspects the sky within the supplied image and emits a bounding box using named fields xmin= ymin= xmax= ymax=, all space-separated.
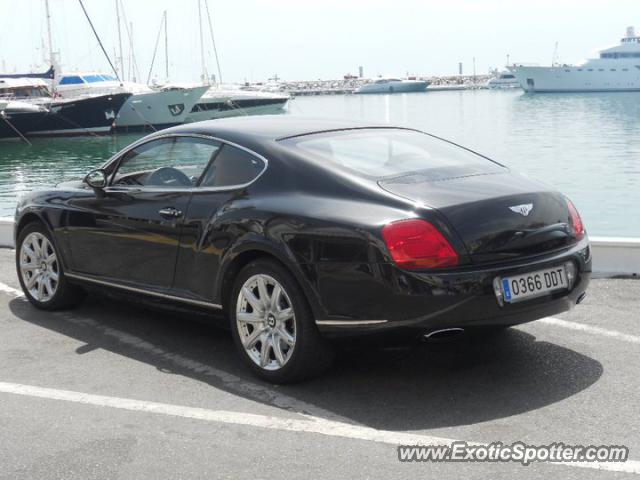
xmin=1 ymin=0 xmax=639 ymax=83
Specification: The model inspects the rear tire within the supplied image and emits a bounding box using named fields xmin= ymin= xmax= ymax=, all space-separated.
xmin=16 ymin=221 xmax=85 ymax=310
xmin=229 ymin=258 xmax=334 ymax=383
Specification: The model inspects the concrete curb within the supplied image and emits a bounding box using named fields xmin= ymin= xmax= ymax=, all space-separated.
xmin=0 ymin=218 xmax=637 ymax=277
xmin=0 ymin=217 xmax=12 ymax=249
xmin=590 ymin=236 xmax=640 ymax=278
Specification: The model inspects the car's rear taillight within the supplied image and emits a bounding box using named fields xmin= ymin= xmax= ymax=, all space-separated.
xmin=566 ymin=198 xmax=585 ymax=241
xmin=382 ymin=219 xmax=459 ymax=269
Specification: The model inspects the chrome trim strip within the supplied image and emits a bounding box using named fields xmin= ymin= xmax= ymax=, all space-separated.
xmin=65 ymin=272 xmax=223 ymax=310
xmin=315 ymin=319 xmax=388 ymax=326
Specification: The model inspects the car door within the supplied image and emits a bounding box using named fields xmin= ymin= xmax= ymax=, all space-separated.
xmin=172 ymin=143 xmax=267 ymax=302
xmin=65 ymin=135 xmax=221 ymax=291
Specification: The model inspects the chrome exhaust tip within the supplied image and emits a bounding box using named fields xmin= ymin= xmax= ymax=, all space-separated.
xmin=423 ymin=327 xmax=466 ymax=342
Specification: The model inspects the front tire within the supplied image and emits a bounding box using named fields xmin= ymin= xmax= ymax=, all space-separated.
xmin=16 ymin=221 xmax=85 ymax=310
xmin=230 ymin=259 xmax=333 ymax=383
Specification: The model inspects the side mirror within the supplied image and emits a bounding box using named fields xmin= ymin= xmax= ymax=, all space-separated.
xmin=85 ymin=169 xmax=107 ymax=190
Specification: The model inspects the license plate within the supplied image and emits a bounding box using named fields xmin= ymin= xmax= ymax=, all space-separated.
xmin=499 ymin=266 xmax=568 ymax=303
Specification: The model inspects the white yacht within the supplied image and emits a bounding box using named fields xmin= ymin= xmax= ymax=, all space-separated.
xmin=167 ymin=86 xmax=289 ymax=123
xmin=354 ymin=78 xmax=429 ymax=94
xmin=487 ymin=72 xmax=520 ymax=89
xmin=510 ymin=27 xmax=640 ymax=92
xmin=54 ymin=73 xmax=208 ymax=130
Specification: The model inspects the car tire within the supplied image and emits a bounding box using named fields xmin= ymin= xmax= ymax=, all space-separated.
xmin=229 ymin=258 xmax=334 ymax=383
xmin=16 ymin=221 xmax=85 ymax=310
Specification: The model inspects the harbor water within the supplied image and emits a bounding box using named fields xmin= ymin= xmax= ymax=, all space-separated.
xmin=1 ymin=89 xmax=639 ymax=236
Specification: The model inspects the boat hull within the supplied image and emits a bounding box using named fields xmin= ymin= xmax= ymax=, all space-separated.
xmin=186 ymin=96 xmax=288 ymax=123
xmin=0 ymin=93 xmax=130 ymax=139
xmin=354 ymin=81 xmax=429 ymax=94
xmin=511 ymin=65 xmax=640 ymax=92
xmin=114 ymin=86 xmax=209 ymax=130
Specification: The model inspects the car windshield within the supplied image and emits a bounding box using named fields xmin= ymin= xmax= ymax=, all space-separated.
xmin=280 ymin=128 xmax=505 ymax=180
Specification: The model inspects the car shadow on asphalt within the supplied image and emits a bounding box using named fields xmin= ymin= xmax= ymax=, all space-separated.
xmin=9 ymin=294 xmax=603 ymax=431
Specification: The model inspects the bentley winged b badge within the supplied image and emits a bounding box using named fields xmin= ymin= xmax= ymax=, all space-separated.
xmin=509 ymin=203 xmax=533 ymax=216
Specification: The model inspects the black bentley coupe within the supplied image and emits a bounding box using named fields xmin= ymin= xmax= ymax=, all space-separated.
xmin=15 ymin=116 xmax=591 ymax=382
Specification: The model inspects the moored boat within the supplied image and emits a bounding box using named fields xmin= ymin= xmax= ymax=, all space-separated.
xmin=510 ymin=26 xmax=640 ymax=93
xmin=186 ymin=87 xmax=289 ymax=122
xmin=354 ymin=78 xmax=429 ymax=94
xmin=0 ymin=79 xmax=130 ymax=138
xmin=54 ymin=73 xmax=208 ymax=131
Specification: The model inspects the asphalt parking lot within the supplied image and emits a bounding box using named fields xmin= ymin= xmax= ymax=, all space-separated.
xmin=0 ymin=248 xmax=639 ymax=479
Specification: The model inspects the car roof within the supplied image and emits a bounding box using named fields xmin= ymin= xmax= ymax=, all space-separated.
xmin=154 ymin=115 xmax=405 ymax=145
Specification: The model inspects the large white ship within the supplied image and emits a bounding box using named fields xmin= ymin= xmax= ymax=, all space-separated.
xmin=510 ymin=27 xmax=640 ymax=92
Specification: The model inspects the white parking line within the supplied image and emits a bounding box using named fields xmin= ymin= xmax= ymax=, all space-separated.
xmin=540 ymin=317 xmax=640 ymax=345
xmin=0 ymin=380 xmax=638 ymax=474
xmin=0 ymin=280 xmax=353 ymax=424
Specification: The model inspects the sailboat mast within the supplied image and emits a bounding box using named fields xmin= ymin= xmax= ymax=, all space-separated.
xmin=129 ymin=21 xmax=137 ymax=82
xmin=44 ymin=0 xmax=54 ymax=66
xmin=197 ymin=0 xmax=208 ymax=84
xmin=164 ymin=11 xmax=169 ymax=81
xmin=115 ymin=0 xmax=125 ymax=80
xmin=44 ymin=0 xmax=56 ymax=93
xmin=203 ymin=0 xmax=222 ymax=84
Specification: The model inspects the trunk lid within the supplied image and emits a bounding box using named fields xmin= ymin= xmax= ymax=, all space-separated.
xmin=379 ymin=170 xmax=575 ymax=264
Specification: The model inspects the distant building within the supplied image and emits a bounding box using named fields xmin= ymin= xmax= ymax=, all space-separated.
xmin=358 ymin=66 xmax=364 ymax=78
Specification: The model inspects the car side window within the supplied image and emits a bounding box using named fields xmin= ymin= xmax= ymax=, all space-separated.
xmin=199 ymin=144 xmax=265 ymax=188
xmin=112 ymin=137 xmax=221 ymax=188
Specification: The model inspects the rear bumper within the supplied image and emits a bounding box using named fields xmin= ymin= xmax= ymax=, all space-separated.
xmin=313 ymin=239 xmax=591 ymax=339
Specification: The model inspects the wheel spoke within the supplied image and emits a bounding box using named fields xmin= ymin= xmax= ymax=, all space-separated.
xmin=37 ymin=278 xmax=45 ymax=300
xmin=25 ymin=272 xmax=39 ymax=289
xmin=44 ymin=277 xmax=54 ymax=297
xmin=242 ymin=286 xmax=264 ymax=314
xmin=256 ymin=276 xmax=270 ymax=309
xmin=259 ymin=337 xmax=272 ymax=367
xmin=48 ymin=270 xmax=59 ymax=282
xmin=237 ymin=312 xmax=263 ymax=324
xmin=277 ymin=307 xmax=293 ymax=322
xmin=33 ymin=238 xmax=43 ymax=257
xmin=243 ymin=327 xmax=264 ymax=349
xmin=22 ymin=245 xmax=37 ymax=260
xmin=273 ymin=335 xmax=286 ymax=366
xmin=270 ymin=284 xmax=282 ymax=312
xmin=20 ymin=263 xmax=38 ymax=271
xmin=277 ymin=326 xmax=295 ymax=347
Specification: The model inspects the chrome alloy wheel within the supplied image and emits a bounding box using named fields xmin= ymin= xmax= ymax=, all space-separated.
xmin=19 ymin=232 xmax=59 ymax=303
xmin=236 ymin=274 xmax=296 ymax=371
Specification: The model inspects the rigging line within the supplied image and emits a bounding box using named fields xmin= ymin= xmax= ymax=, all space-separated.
xmin=76 ymin=0 xmax=120 ymax=82
xmin=203 ymin=0 xmax=223 ymax=84
xmin=118 ymin=0 xmax=140 ymax=82
xmin=0 ymin=112 xmax=32 ymax=145
xmin=146 ymin=12 xmax=166 ymax=85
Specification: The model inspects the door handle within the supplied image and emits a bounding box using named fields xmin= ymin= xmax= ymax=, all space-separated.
xmin=158 ymin=207 xmax=183 ymax=219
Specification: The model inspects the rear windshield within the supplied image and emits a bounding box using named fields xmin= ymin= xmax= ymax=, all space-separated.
xmin=280 ymin=128 xmax=504 ymax=180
